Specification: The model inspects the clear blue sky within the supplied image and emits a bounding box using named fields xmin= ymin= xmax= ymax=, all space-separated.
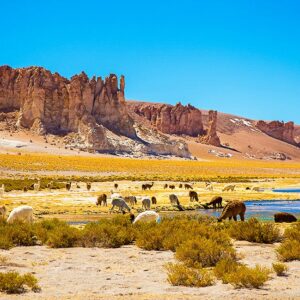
xmin=1 ymin=0 xmax=300 ymax=122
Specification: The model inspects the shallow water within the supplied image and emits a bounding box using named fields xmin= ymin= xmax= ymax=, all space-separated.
xmin=273 ymin=188 xmax=300 ymax=193
xmin=198 ymin=200 xmax=300 ymax=221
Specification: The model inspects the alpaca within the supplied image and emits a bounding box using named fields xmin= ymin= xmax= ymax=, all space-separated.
xmin=164 ymin=184 xmax=168 ymax=189
xmin=0 ymin=205 xmax=6 ymax=219
xmin=47 ymin=181 xmax=53 ymax=190
xmin=110 ymin=198 xmax=131 ymax=213
xmin=23 ymin=186 xmax=28 ymax=192
xmin=252 ymin=186 xmax=260 ymax=192
xmin=86 ymin=182 xmax=92 ymax=191
xmin=142 ymin=182 xmax=154 ymax=190
xmin=207 ymin=196 xmax=222 ymax=209
xmin=206 ymin=184 xmax=213 ymax=191
xmin=66 ymin=182 xmax=72 ymax=191
xmin=151 ymin=196 xmax=157 ymax=205
xmin=114 ymin=183 xmax=118 ymax=189
xmin=179 ymin=183 xmax=183 ymax=188
xmin=131 ymin=211 xmax=161 ymax=224
xmin=0 ymin=184 xmax=5 ymax=197
xmin=124 ymin=196 xmax=137 ymax=207
xmin=142 ymin=197 xmax=151 ymax=210
xmin=169 ymin=185 xmax=175 ymax=190
xmin=169 ymin=194 xmax=180 ymax=205
xmin=7 ymin=205 xmax=33 ymax=224
xmin=184 ymin=183 xmax=193 ymax=189
xmin=218 ymin=201 xmax=246 ymax=222
xmin=189 ymin=191 xmax=199 ymax=202
xmin=96 ymin=194 xmax=107 ymax=206
xmin=274 ymin=212 xmax=297 ymax=223
xmin=33 ymin=180 xmax=41 ymax=192
xmin=222 ymin=184 xmax=235 ymax=192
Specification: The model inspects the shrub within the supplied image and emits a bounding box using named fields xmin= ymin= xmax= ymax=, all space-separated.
xmin=165 ymin=263 xmax=215 ymax=287
xmin=276 ymin=240 xmax=300 ymax=261
xmin=272 ymin=262 xmax=288 ymax=276
xmin=33 ymin=218 xmax=70 ymax=244
xmin=228 ymin=218 xmax=281 ymax=244
xmin=81 ymin=217 xmax=135 ymax=248
xmin=175 ymin=237 xmax=236 ymax=268
xmin=0 ymin=221 xmax=37 ymax=249
xmin=222 ymin=265 xmax=271 ymax=288
xmin=46 ymin=226 xmax=81 ymax=248
xmin=214 ymin=258 xmax=240 ymax=281
xmin=276 ymin=223 xmax=300 ymax=261
xmin=0 ymin=271 xmax=40 ymax=294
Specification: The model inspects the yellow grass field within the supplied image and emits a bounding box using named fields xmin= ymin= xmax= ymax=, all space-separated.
xmin=1 ymin=153 xmax=300 ymax=180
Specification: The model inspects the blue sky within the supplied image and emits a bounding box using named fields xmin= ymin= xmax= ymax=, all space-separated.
xmin=1 ymin=0 xmax=300 ymax=122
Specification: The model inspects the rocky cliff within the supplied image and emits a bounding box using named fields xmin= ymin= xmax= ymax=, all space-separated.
xmin=199 ymin=110 xmax=221 ymax=146
xmin=0 ymin=65 xmax=190 ymax=158
xmin=132 ymin=102 xmax=204 ymax=137
xmin=256 ymin=120 xmax=297 ymax=146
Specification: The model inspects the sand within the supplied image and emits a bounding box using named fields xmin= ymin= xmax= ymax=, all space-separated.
xmin=0 ymin=241 xmax=299 ymax=299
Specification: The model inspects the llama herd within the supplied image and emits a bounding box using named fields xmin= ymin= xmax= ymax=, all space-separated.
xmin=0 ymin=180 xmax=267 ymax=224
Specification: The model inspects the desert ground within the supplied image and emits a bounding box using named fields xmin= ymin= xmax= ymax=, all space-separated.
xmin=0 ymin=242 xmax=299 ymax=300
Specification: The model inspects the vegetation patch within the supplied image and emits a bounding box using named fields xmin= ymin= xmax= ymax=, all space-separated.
xmin=228 ymin=218 xmax=281 ymax=244
xmin=0 ymin=271 xmax=40 ymax=294
xmin=272 ymin=262 xmax=288 ymax=276
xmin=165 ymin=263 xmax=215 ymax=287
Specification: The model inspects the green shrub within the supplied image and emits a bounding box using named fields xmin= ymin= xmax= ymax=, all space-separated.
xmin=228 ymin=218 xmax=281 ymax=244
xmin=46 ymin=226 xmax=81 ymax=248
xmin=0 ymin=271 xmax=40 ymax=294
xmin=222 ymin=265 xmax=271 ymax=288
xmin=272 ymin=262 xmax=288 ymax=276
xmin=175 ymin=237 xmax=236 ymax=268
xmin=81 ymin=217 xmax=135 ymax=248
xmin=165 ymin=263 xmax=215 ymax=287
xmin=0 ymin=221 xmax=37 ymax=249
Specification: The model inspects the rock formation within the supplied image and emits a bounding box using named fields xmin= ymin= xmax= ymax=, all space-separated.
xmin=133 ymin=102 xmax=204 ymax=136
xmin=199 ymin=110 xmax=221 ymax=146
xmin=0 ymin=65 xmax=136 ymax=138
xmin=256 ymin=120 xmax=297 ymax=146
xmin=0 ymin=65 xmax=190 ymax=158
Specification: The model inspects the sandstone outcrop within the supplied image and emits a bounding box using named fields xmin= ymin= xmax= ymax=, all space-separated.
xmin=199 ymin=110 xmax=221 ymax=146
xmin=133 ymin=102 xmax=204 ymax=136
xmin=256 ymin=120 xmax=297 ymax=145
xmin=0 ymin=65 xmax=190 ymax=158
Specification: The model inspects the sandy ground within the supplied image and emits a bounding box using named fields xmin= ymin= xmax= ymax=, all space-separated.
xmin=0 ymin=241 xmax=299 ymax=300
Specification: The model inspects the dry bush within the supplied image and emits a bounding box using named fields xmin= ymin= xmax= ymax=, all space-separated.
xmin=0 ymin=271 xmax=40 ymax=294
xmin=272 ymin=262 xmax=288 ymax=276
xmin=277 ymin=223 xmax=300 ymax=261
xmin=175 ymin=237 xmax=236 ymax=268
xmin=228 ymin=218 xmax=281 ymax=244
xmin=214 ymin=258 xmax=240 ymax=280
xmin=222 ymin=265 xmax=271 ymax=288
xmin=165 ymin=263 xmax=215 ymax=287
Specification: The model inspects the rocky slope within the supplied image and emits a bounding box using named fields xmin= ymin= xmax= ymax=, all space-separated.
xmin=256 ymin=120 xmax=297 ymax=145
xmin=129 ymin=101 xmax=300 ymax=161
xmin=0 ymin=66 xmax=190 ymax=158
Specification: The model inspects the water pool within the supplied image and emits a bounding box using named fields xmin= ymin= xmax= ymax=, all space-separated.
xmin=198 ymin=200 xmax=300 ymax=221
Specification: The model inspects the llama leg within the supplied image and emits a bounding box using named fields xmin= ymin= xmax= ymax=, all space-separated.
xmin=233 ymin=215 xmax=237 ymax=221
xmin=240 ymin=213 xmax=245 ymax=221
xmin=229 ymin=216 xmax=232 ymax=220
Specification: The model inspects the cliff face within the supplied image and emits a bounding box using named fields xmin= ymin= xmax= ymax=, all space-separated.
xmin=0 ymin=65 xmax=190 ymax=158
xmin=256 ymin=120 xmax=297 ymax=146
xmin=199 ymin=110 xmax=221 ymax=146
xmin=0 ymin=65 xmax=136 ymax=138
xmin=133 ymin=102 xmax=204 ymax=137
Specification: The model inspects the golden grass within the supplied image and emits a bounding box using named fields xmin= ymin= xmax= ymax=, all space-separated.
xmin=1 ymin=153 xmax=300 ymax=180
